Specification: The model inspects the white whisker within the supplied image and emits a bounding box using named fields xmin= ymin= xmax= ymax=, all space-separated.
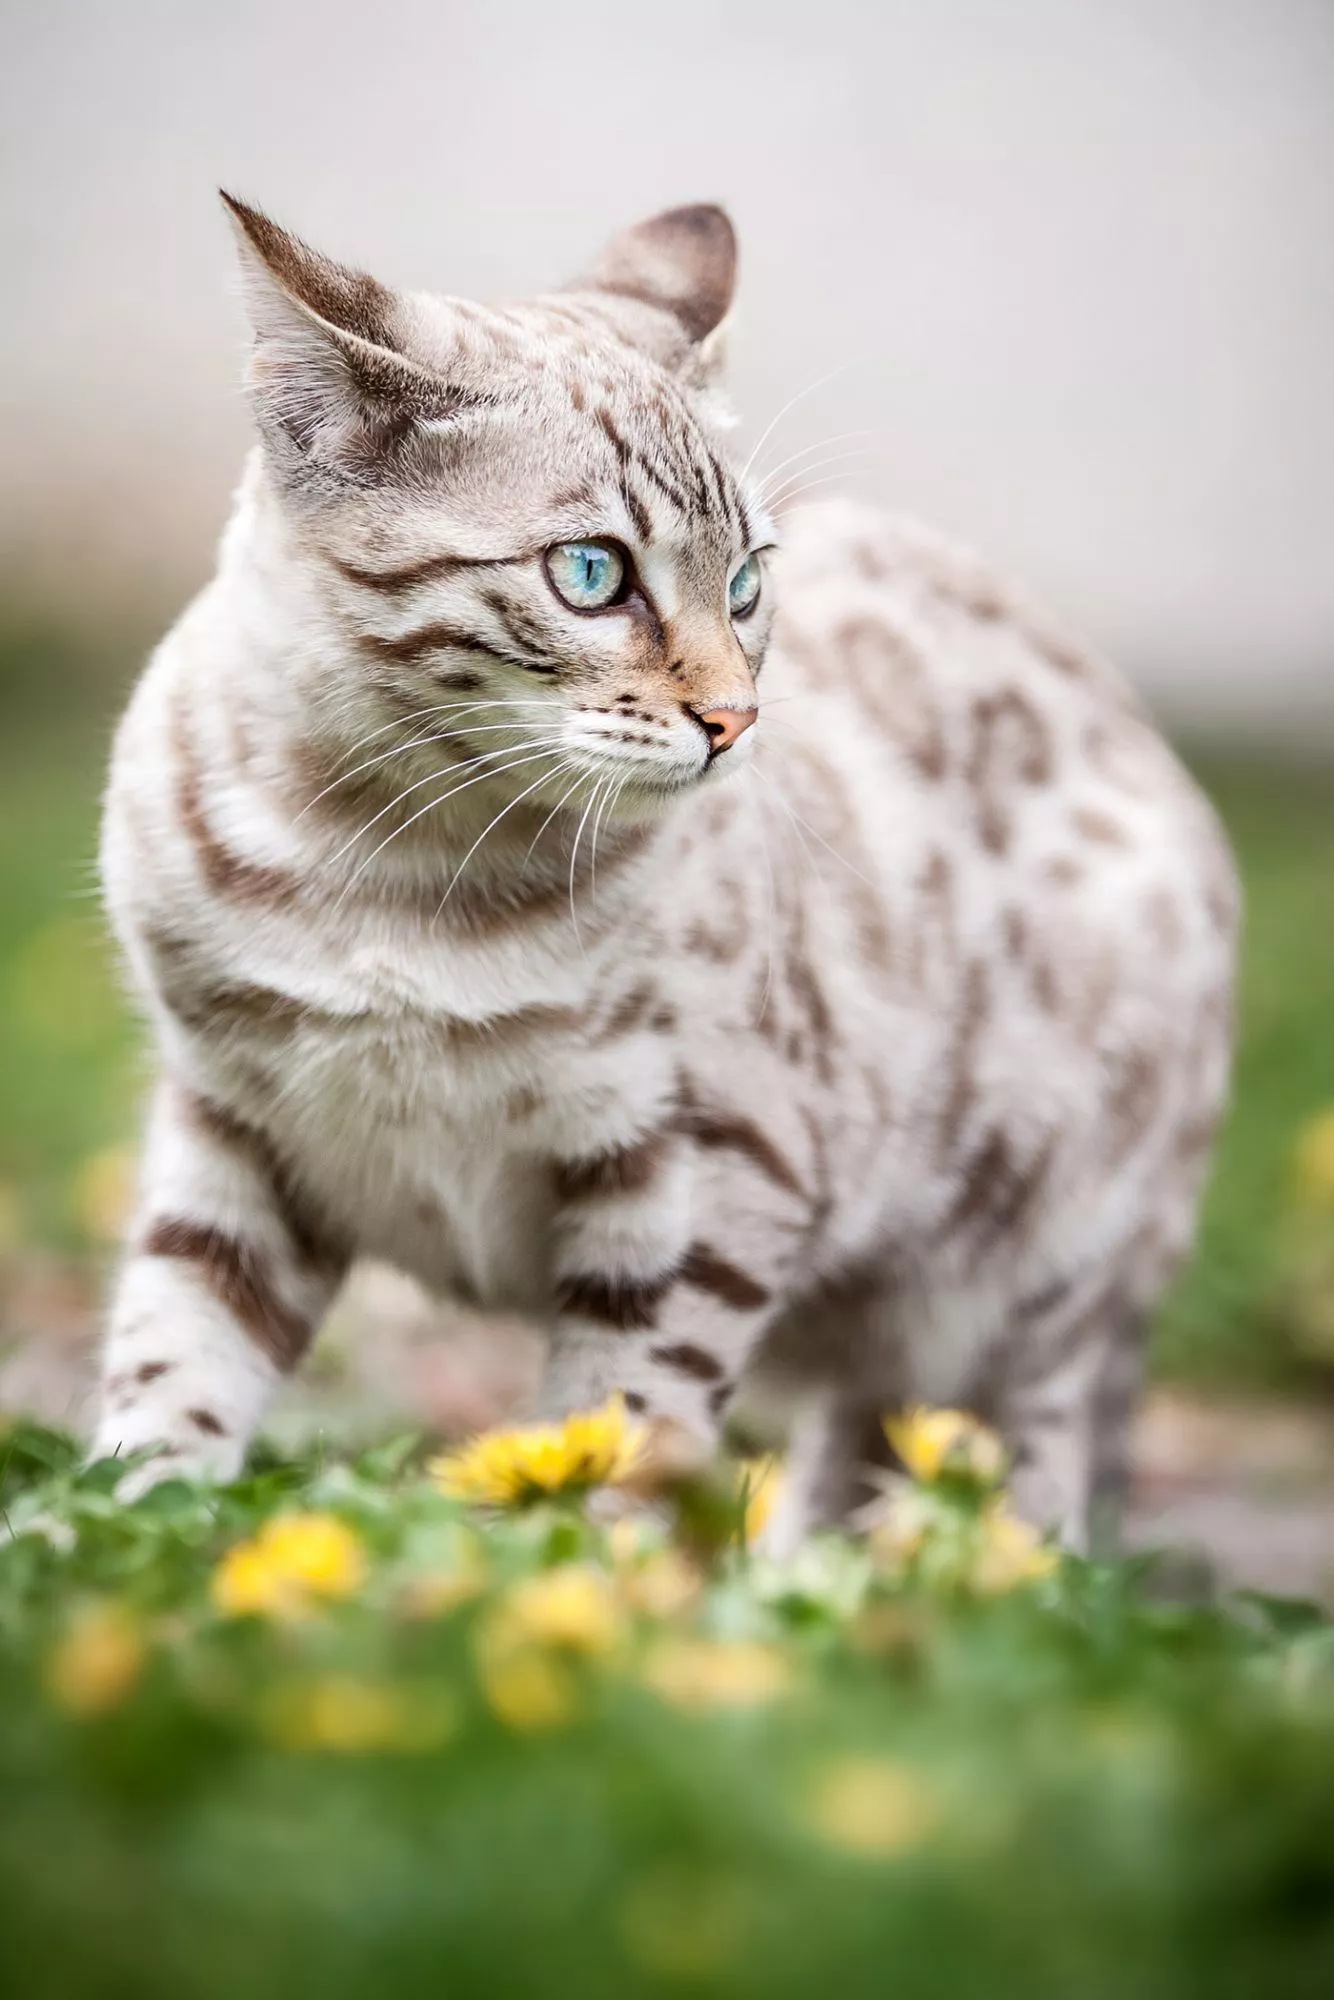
xmin=329 ymin=743 xmax=567 ymax=904
xmin=738 ymin=363 xmax=860 ymax=486
xmin=432 ymin=762 xmax=578 ymax=924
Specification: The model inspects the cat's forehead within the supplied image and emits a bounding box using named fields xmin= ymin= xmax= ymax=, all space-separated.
xmin=395 ymin=290 xmax=750 ymax=555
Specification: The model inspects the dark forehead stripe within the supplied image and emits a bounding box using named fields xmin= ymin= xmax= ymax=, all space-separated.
xmin=327 ymin=550 xmax=507 ymax=594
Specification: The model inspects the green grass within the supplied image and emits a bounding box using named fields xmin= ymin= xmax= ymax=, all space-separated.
xmin=1 ymin=1423 xmax=1333 ymax=2000
xmin=2 ymin=624 xmax=1334 ymax=1389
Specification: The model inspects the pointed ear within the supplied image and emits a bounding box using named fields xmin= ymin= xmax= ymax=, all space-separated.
xmin=581 ymin=204 xmax=737 ymax=351
xmin=221 ymin=193 xmax=472 ymax=483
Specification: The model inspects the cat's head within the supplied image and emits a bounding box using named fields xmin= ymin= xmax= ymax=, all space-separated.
xmin=225 ymin=195 xmax=774 ymax=810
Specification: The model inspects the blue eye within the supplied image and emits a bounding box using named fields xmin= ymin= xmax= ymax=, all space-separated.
xmin=728 ymin=552 xmax=762 ymax=619
xmin=545 ymin=540 xmax=626 ymax=611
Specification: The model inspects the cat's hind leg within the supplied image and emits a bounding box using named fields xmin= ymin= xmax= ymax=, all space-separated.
xmin=998 ymin=1277 xmax=1148 ymax=1555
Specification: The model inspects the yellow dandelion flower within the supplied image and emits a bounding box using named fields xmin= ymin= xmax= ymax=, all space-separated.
xmin=885 ymin=1406 xmax=1007 ymax=1488
xmin=46 ymin=1602 xmax=144 ymax=1716
xmin=642 ymin=1637 xmax=791 ymax=1711
xmin=970 ymin=1505 xmax=1059 ymax=1593
xmin=808 ymin=1757 xmax=940 ymax=1858
xmin=1292 ymin=1107 xmax=1334 ymax=1212
xmin=735 ymin=1456 xmax=783 ymax=1546
xmin=212 ymin=1512 xmax=366 ymax=1618
xmin=620 ymin=1548 xmax=703 ymax=1621
xmin=429 ymin=1396 xmax=647 ymax=1508
xmin=495 ymin=1564 xmax=625 ymax=1657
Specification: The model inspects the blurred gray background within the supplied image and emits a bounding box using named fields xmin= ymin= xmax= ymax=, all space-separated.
xmin=3 ymin=0 xmax=1332 ymax=737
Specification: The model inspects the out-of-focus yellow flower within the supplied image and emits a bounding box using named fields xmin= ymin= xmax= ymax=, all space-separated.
xmin=429 ymin=1396 xmax=647 ymax=1508
xmin=263 ymin=1675 xmax=456 ymax=1754
xmin=886 ymin=1407 xmax=1007 ymax=1488
xmin=212 ymin=1512 xmax=366 ymax=1618
xmin=620 ymin=1548 xmax=702 ymax=1621
xmin=736 ymin=1456 xmax=783 ymax=1546
xmin=970 ymin=1505 xmax=1058 ymax=1592
xmin=71 ymin=1144 xmax=135 ymax=1246
xmin=1292 ymin=1107 xmax=1334 ymax=1212
xmin=808 ymin=1757 xmax=940 ymax=1858
xmin=495 ymin=1565 xmax=624 ymax=1657
xmin=46 ymin=1602 xmax=144 ymax=1715
xmin=642 ymin=1637 xmax=791 ymax=1711
xmin=478 ymin=1645 xmax=578 ymax=1732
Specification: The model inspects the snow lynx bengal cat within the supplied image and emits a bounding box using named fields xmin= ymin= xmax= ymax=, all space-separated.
xmin=93 ymin=196 xmax=1237 ymax=1550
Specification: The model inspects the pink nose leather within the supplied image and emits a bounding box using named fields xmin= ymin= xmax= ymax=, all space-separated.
xmin=695 ymin=707 xmax=757 ymax=755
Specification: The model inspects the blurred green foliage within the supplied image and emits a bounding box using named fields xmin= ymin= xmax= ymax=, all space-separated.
xmin=2 ymin=621 xmax=1333 ymax=1390
xmin=1 ymin=1424 xmax=1333 ymax=2000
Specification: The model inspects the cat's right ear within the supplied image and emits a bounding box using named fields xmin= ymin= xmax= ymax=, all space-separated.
xmin=221 ymin=193 xmax=469 ymax=484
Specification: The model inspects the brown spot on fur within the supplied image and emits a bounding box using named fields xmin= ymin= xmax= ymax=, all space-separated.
xmin=786 ymin=945 xmax=835 ymax=1083
xmin=1043 ymin=855 xmax=1085 ymax=889
xmin=1072 ymin=806 xmax=1132 ymax=847
xmin=136 ymin=1361 xmax=171 ymax=1384
xmin=623 ymin=1390 xmax=648 ymax=1414
xmin=836 ymin=619 xmax=948 ymax=780
xmin=649 ymin=1342 xmax=726 ymax=1382
xmin=188 ymin=1409 xmax=227 ymax=1437
xmin=142 ymin=1218 xmax=313 ymax=1373
xmin=937 ymin=960 xmax=990 ymax=1157
xmin=679 ymin=1244 xmax=770 ymax=1313
xmin=554 ymin=1134 xmax=671 ymax=1203
xmin=674 ymin=1087 xmax=807 ymax=1201
xmin=1002 ymin=906 xmax=1028 ymax=962
xmin=708 ymin=1382 xmax=734 ymax=1416
xmin=595 ymin=981 xmax=657 ymax=1041
xmin=556 ymin=1267 xmax=678 ymax=1332
xmin=940 ymin=1128 xmax=1055 ymax=1252
xmin=965 ymin=689 xmax=1054 ymax=855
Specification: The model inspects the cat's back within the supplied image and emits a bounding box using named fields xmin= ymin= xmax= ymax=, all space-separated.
xmin=762 ymin=495 xmax=1237 ymax=971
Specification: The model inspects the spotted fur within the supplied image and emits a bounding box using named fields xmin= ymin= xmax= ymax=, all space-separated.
xmin=93 ymin=197 xmax=1238 ymax=1547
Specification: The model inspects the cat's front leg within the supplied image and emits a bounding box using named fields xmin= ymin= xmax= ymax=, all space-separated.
xmin=541 ymin=1131 xmax=778 ymax=1444
xmin=92 ymin=1078 xmax=347 ymax=1496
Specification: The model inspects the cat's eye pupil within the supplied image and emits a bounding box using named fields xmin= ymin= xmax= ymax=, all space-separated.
xmin=546 ymin=540 xmax=626 ymax=612
xmin=729 ymin=553 xmax=762 ymax=619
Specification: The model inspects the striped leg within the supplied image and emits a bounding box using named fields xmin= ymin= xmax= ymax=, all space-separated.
xmin=92 ymin=1080 xmax=347 ymax=1495
xmin=541 ymin=1130 xmax=783 ymax=1444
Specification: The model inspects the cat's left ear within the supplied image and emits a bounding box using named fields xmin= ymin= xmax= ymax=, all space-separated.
xmin=578 ymin=204 xmax=737 ymax=387
xmin=221 ymin=193 xmax=474 ymax=485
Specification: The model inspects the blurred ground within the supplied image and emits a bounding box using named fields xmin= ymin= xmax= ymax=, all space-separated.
xmin=2 ymin=623 xmax=1333 ymax=1601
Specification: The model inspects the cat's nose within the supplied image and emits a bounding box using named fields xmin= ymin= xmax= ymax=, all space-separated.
xmin=690 ymin=706 xmax=757 ymax=756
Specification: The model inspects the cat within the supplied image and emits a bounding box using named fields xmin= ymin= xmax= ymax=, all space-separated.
xmin=92 ymin=194 xmax=1238 ymax=1551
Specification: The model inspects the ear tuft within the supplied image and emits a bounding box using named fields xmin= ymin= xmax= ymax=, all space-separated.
xmin=583 ymin=204 xmax=737 ymax=345
xmin=220 ymin=191 xmax=398 ymax=349
xmin=219 ymin=193 xmax=471 ymax=486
